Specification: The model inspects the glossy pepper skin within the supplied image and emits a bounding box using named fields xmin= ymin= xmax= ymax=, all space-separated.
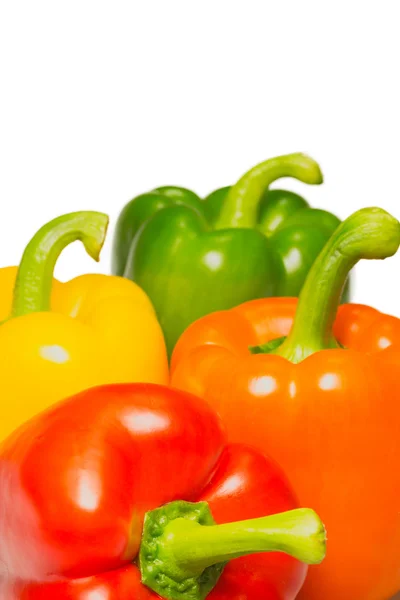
xmin=0 ymin=212 xmax=168 ymax=442
xmin=112 ymin=153 xmax=346 ymax=355
xmin=0 ymin=383 xmax=326 ymax=600
xmin=171 ymin=207 xmax=400 ymax=600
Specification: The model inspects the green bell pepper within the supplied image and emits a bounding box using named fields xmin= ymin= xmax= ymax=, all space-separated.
xmin=112 ymin=153 xmax=348 ymax=356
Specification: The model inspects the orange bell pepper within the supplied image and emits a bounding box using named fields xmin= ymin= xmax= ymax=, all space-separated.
xmin=171 ymin=207 xmax=400 ymax=600
xmin=0 ymin=211 xmax=168 ymax=441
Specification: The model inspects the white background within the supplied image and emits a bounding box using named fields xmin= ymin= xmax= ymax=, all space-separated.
xmin=1 ymin=2 xmax=400 ymax=315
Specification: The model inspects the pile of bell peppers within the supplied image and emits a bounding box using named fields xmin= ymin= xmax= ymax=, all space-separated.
xmin=1 ymin=152 xmax=400 ymax=600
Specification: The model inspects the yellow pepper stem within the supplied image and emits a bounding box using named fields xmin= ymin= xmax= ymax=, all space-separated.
xmin=11 ymin=211 xmax=109 ymax=318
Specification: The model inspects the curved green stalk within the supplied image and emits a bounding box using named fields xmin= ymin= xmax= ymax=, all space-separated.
xmin=11 ymin=212 xmax=109 ymax=318
xmin=271 ymin=207 xmax=400 ymax=363
xmin=214 ymin=153 xmax=323 ymax=230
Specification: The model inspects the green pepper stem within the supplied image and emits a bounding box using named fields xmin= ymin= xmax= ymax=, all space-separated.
xmin=140 ymin=501 xmax=326 ymax=600
xmin=214 ymin=153 xmax=323 ymax=230
xmin=11 ymin=212 xmax=109 ymax=318
xmin=273 ymin=207 xmax=400 ymax=363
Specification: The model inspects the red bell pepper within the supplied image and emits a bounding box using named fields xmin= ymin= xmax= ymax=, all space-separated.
xmin=0 ymin=383 xmax=325 ymax=600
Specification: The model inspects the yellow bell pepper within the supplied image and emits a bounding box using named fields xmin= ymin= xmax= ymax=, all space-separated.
xmin=0 ymin=211 xmax=168 ymax=441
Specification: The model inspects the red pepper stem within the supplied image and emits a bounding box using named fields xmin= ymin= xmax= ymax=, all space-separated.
xmin=163 ymin=508 xmax=325 ymax=573
xmin=140 ymin=501 xmax=326 ymax=600
xmin=272 ymin=207 xmax=400 ymax=363
xmin=10 ymin=212 xmax=109 ymax=319
xmin=214 ymin=153 xmax=323 ymax=230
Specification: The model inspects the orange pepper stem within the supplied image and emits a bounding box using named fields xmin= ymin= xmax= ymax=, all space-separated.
xmin=272 ymin=207 xmax=400 ymax=363
xmin=10 ymin=212 xmax=109 ymax=318
xmin=214 ymin=153 xmax=323 ymax=230
xmin=140 ymin=500 xmax=326 ymax=600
